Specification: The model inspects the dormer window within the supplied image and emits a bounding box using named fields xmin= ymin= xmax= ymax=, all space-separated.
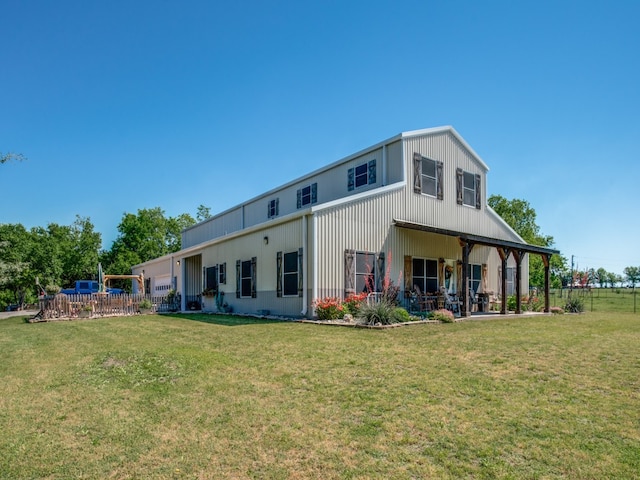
xmin=348 ymin=159 xmax=376 ymax=191
xmin=297 ymin=183 xmax=317 ymax=208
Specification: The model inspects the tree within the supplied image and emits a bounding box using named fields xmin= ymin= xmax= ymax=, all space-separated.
xmin=596 ymin=267 xmax=608 ymax=288
xmin=196 ymin=204 xmax=212 ymax=223
xmin=101 ymin=207 xmax=196 ymax=277
xmin=488 ymin=194 xmax=566 ymax=289
xmin=1 ymin=152 xmax=26 ymax=164
xmin=0 ymin=224 xmax=32 ymax=306
xmin=623 ymin=266 xmax=640 ymax=288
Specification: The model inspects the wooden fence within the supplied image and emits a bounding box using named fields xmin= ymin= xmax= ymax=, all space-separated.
xmin=30 ymin=293 xmax=179 ymax=322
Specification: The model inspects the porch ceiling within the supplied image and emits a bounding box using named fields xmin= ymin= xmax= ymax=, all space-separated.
xmin=393 ymin=219 xmax=559 ymax=257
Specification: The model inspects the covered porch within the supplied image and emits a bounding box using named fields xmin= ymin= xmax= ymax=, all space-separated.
xmin=394 ymin=220 xmax=559 ymax=317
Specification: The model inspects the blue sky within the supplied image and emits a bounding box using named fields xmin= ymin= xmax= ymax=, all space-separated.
xmin=2 ymin=0 xmax=639 ymax=275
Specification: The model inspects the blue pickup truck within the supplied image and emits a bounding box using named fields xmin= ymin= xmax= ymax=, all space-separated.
xmin=60 ymin=281 xmax=124 ymax=295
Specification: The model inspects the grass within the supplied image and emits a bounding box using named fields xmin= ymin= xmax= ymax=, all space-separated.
xmin=1 ymin=312 xmax=639 ymax=479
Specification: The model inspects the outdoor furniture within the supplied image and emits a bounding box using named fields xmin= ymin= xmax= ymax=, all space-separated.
xmin=440 ymin=287 xmax=461 ymax=315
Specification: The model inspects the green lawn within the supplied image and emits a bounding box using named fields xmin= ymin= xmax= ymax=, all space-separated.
xmin=1 ymin=312 xmax=639 ymax=479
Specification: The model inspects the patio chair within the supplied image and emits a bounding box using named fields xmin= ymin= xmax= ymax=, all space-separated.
xmin=440 ymin=287 xmax=461 ymax=315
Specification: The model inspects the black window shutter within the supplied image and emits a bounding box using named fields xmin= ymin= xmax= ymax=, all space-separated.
xmin=276 ymin=251 xmax=282 ymax=297
xmin=296 ymin=189 xmax=302 ymax=209
xmin=475 ymin=174 xmax=481 ymax=209
xmin=436 ymin=161 xmax=444 ymax=200
xmin=456 ymin=168 xmax=463 ymax=205
xmin=251 ymin=257 xmax=257 ymax=298
xmin=311 ymin=183 xmax=317 ymax=204
xmin=275 ymin=198 xmax=279 ymax=216
xmin=235 ymin=260 xmax=241 ymax=298
xmin=347 ymin=168 xmax=354 ymax=191
xmin=413 ymin=153 xmax=422 ymax=194
xmin=298 ymin=247 xmax=304 ymax=297
xmin=344 ymin=249 xmax=355 ymax=297
xmin=368 ymin=159 xmax=376 ymax=184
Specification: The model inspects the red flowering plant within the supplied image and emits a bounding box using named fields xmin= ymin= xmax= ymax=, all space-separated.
xmin=343 ymin=292 xmax=368 ymax=316
xmin=312 ymin=297 xmax=345 ymax=320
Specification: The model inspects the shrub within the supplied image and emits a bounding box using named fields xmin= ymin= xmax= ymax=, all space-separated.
xmin=507 ymin=295 xmax=518 ymax=312
xmin=357 ymin=301 xmax=399 ymax=326
xmin=392 ymin=307 xmax=412 ymax=323
xmin=564 ymin=296 xmax=584 ymax=313
xmin=429 ymin=309 xmax=455 ymax=323
xmin=139 ymin=298 xmax=153 ymax=310
xmin=313 ymin=297 xmax=345 ymax=320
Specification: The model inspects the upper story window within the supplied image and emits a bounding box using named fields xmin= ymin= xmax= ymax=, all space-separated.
xmin=267 ymin=198 xmax=279 ymax=218
xmin=413 ymin=153 xmax=443 ymax=200
xmin=297 ymin=183 xmax=317 ymax=208
xmin=456 ymin=168 xmax=481 ymax=209
xmin=348 ymin=159 xmax=377 ymax=191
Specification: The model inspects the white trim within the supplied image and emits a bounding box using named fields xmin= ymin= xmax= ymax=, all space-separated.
xmin=311 ymin=181 xmax=405 ymax=214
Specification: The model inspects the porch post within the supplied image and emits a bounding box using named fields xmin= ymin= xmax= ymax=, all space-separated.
xmin=460 ymin=240 xmax=473 ymax=317
xmin=542 ymin=253 xmax=551 ymax=313
xmin=498 ymin=248 xmax=509 ymax=315
xmin=514 ymin=250 xmax=526 ymax=314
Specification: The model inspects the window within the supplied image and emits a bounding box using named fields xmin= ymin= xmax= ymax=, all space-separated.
xmin=456 ymin=168 xmax=481 ymax=209
xmin=463 ymin=172 xmax=475 ymax=206
xmin=412 ymin=258 xmax=438 ymax=293
xmin=470 ymin=264 xmax=482 ymax=294
xmin=421 ymin=157 xmax=437 ymax=197
xmin=344 ymin=250 xmax=384 ymax=296
xmin=413 ymin=153 xmax=443 ymax=199
xmin=348 ymin=159 xmax=377 ymax=191
xmin=355 ymin=252 xmax=375 ymax=293
xmin=236 ymin=258 xmax=256 ymax=298
xmin=297 ymin=183 xmax=317 ymax=208
xmin=205 ymin=265 xmax=218 ymax=293
xmin=267 ymin=198 xmax=279 ymax=218
xmin=506 ymin=267 xmax=515 ymax=296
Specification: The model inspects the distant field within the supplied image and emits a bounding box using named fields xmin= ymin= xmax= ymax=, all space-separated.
xmin=549 ymin=288 xmax=640 ymax=313
xmin=1 ymin=312 xmax=639 ymax=479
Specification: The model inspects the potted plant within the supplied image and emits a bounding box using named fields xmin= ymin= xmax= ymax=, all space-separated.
xmin=139 ymin=298 xmax=153 ymax=314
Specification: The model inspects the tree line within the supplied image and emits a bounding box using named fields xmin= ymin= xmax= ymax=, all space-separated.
xmin=0 ymin=206 xmax=212 ymax=308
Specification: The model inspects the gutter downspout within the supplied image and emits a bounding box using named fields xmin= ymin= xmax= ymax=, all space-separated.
xmin=312 ymin=213 xmax=318 ymax=318
xmin=382 ymin=143 xmax=387 ymax=185
xmin=300 ymin=213 xmax=309 ymax=317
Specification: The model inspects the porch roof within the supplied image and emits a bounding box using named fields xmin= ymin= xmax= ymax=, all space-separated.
xmin=393 ymin=219 xmax=559 ymax=257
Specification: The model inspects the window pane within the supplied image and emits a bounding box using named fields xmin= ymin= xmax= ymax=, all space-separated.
xmin=356 ymin=253 xmax=372 ymax=274
xmin=412 ymin=277 xmax=425 ymax=292
xmin=426 ymin=259 xmax=438 ymax=277
xmin=412 ymin=258 xmax=424 ymax=276
xmin=241 ymin=278 xmax=252 ymax=297
xmin=241 ymin=260 xmax=251 ymax=277
xmin=426 ymin=278 xmax=438 ymax=293
xmin=463 ymin=172 xmax=475 ymax=188
xmin=284 ymin=274 xmax=297 ymax=296
xmin=422 ymin=176 xmax=436 ymax=196
xmin=356 ymin=273 xmax=374 ymax=292
xmin=464 ymin=189 xmax=475 ymax=206
xmin=422 ymin=158 xmax=436 ymax=177
xmin=284 ymin=252 xmax=297 ymax=273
